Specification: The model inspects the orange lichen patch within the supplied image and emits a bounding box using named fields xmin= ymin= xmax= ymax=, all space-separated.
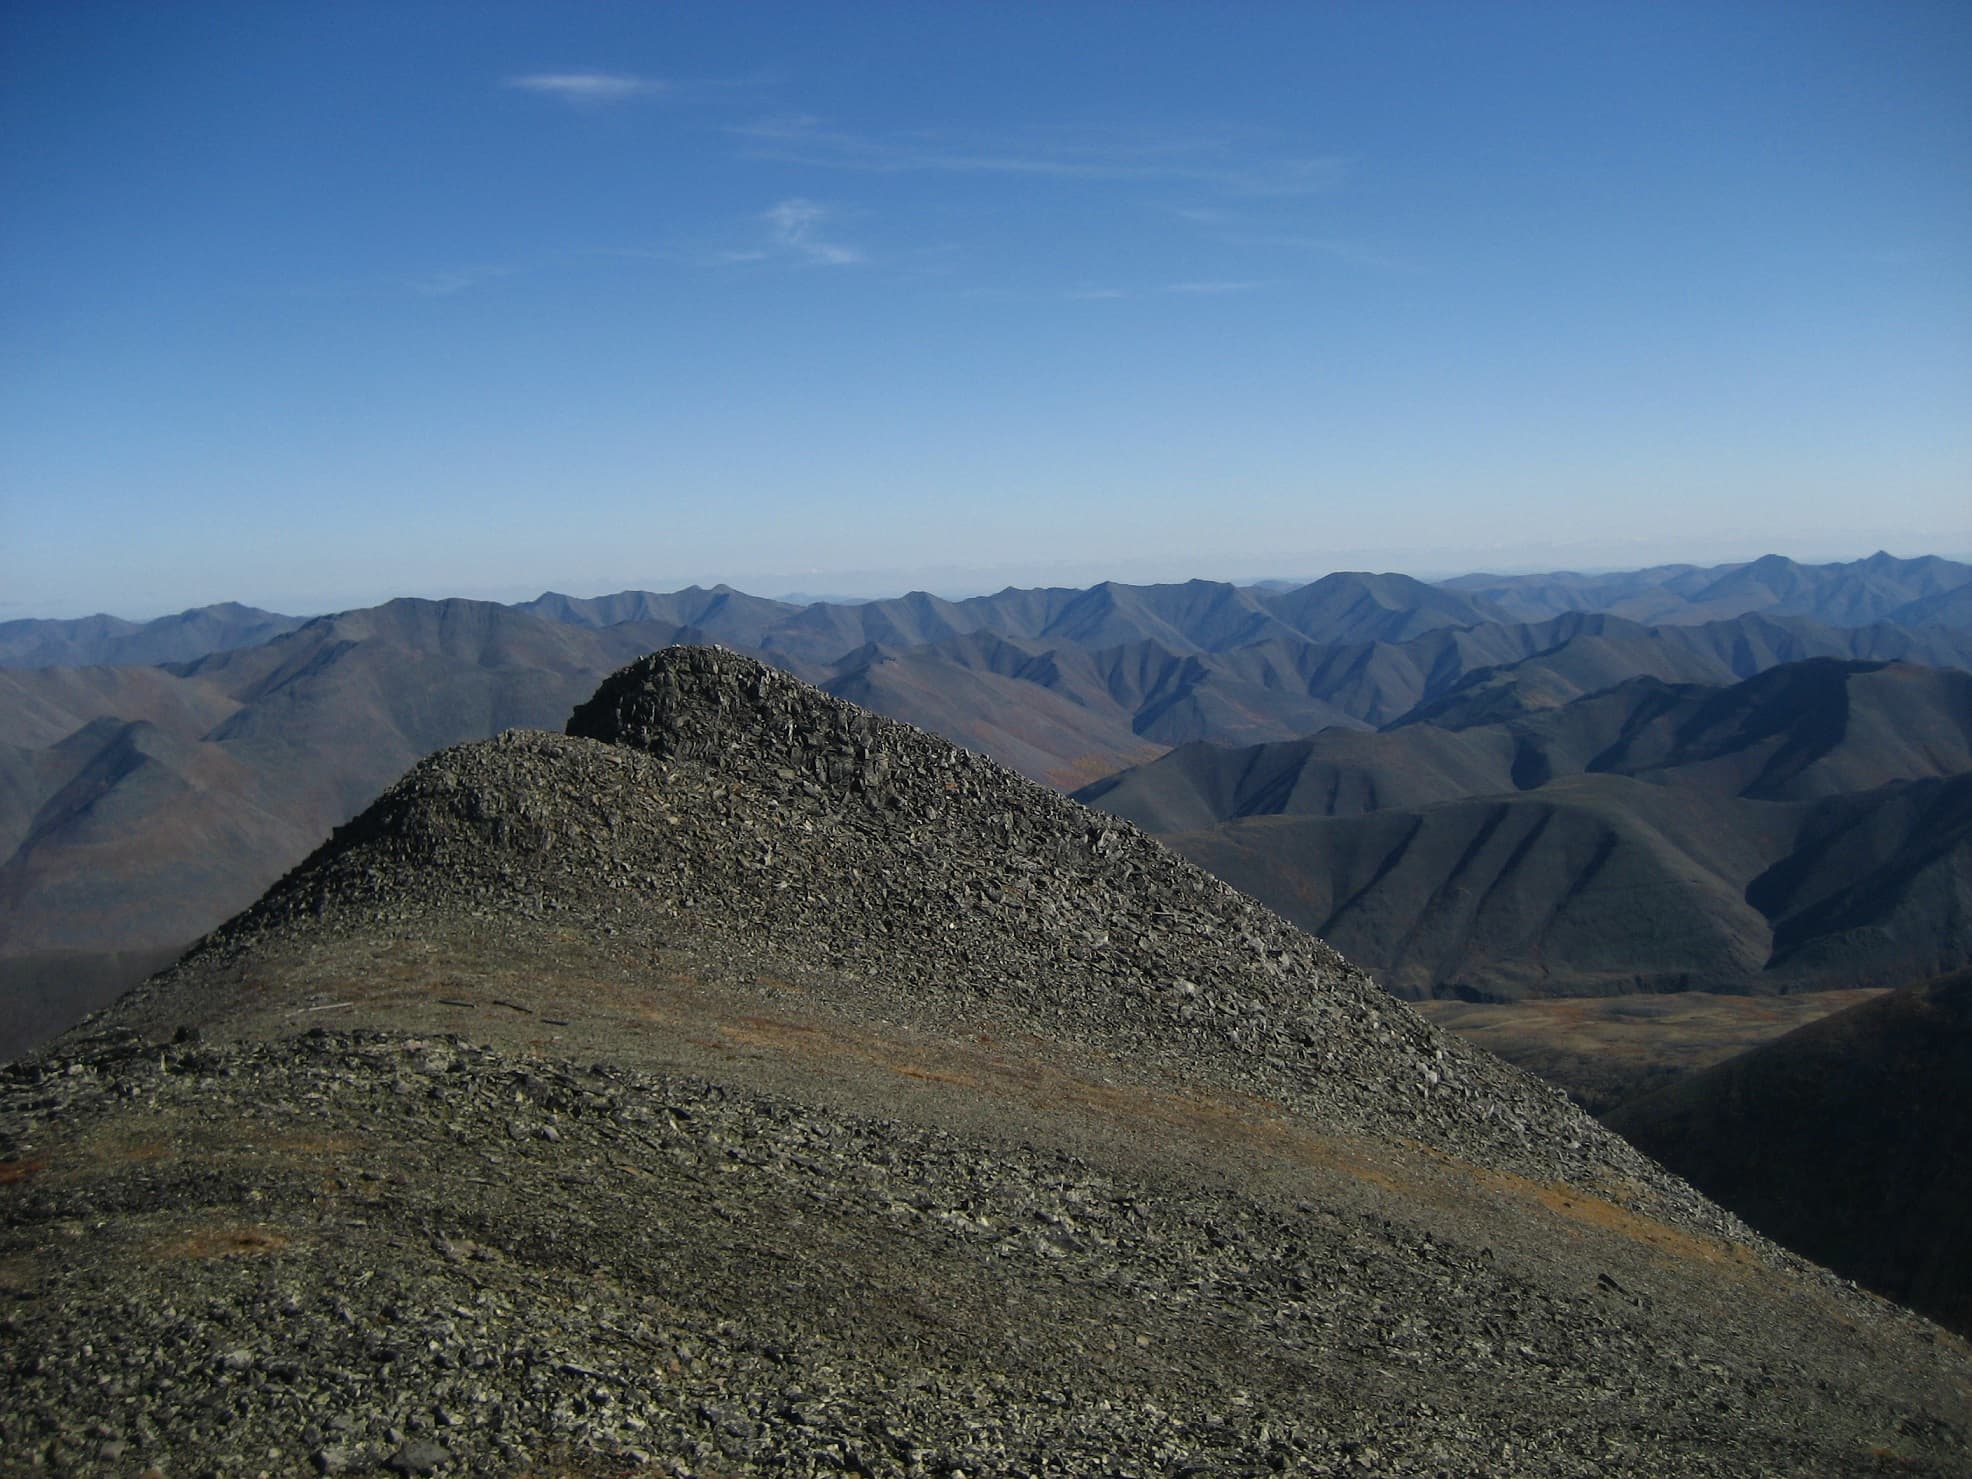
xmin=722 ymin=1015 xmax=840 ymax=1057
xmin=153 ymin=1224 xmax=290 ymax=1261
xmin=1867 ymin=1446 xmax=1922 ymax=1470
xmin=0 ymin=1156 xmax=50 ymax=1185
xmin=1458 ymin=1159 xmax=1754 ymax=1272
xmin=75 ymin=1129 xmax=173 ymax=1168
xmin=589 ymin=989 xmax=1765 ymax=1269
xmin=258 ymin=1132 xmax=360 ymax=1158
xmin=1157 ymin=1097 xmax=1411 ymax=1196
xmin=712 ymin=1008 xmax=1414 ymax=1194
xmin=59 ymin=1114 xmax=361 ymax=1185
xmin=891 ymin=1063 xmax=984 ymax=1088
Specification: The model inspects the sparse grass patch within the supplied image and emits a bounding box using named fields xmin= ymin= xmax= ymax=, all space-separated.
xmin=1469 ymin=1160 xmax=1755 ymax=1272
xmin=75 ymin=1127 xmax=173 ymax=1168
xmin=153 ymin=1223 xmax=290 ymax=1260
xmin=0 ymin=1155 xmax=50 ymax=1184
xmin=260 ymin=1131 xmax=359 ymax=1158
xmin=0 ymin=1254 xmax=39 ymax=1292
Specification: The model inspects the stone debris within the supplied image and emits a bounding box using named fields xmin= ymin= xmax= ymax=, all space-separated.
xmin=4 ymin=647 xmax=1969 ymax=1476
xmin=142 ymin=648 xmax=1700 ymax=1202
xmin=7 ymin=1026 xmax=1967 ymax=1476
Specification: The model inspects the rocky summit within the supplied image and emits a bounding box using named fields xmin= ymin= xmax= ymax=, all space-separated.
xmin=4 ymin=647 xmax=1970 ymax=1476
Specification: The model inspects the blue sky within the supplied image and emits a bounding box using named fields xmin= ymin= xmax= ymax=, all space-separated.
xmin=3 ymin=1 xmax=1967 ymax=617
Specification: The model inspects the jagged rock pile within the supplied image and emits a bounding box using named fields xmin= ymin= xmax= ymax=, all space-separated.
xmin=149 ymin=650 xmax=1680 ymax=1204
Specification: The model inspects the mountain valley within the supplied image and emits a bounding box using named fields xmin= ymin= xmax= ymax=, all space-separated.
xmin=7 ymin=554 xmax=1972 ymax=1065
xmin=1081 ymin=660 xmax=1972 ymax=1006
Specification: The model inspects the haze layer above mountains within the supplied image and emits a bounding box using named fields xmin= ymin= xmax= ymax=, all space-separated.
xmin=5 ymin=552 xmax=1972 ymax=1062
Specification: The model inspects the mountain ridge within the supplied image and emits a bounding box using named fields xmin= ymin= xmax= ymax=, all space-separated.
xmin=10 ymin=550 xmax=1970 ymax=675
xmin=8 ymin=559 xmax=1972 ymax=1060
xmin=0 ymin=602 xmax=306 ymax=670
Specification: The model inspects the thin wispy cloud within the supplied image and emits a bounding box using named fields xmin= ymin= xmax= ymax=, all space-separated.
xmin=729 ymin=116 xmax=1345 ymax=196
xmin=505 ymin=72 xmax=670 ymax=105
xmin=1166 ymin=206 xmax=1413 ymax=273
xmin=409 ymin=264 xmax=516 ymax=296
xmin=583 ymin=206 xmax=867 ymax=273
xmin=1162 ymin=280 xmax=1263 ymax=295
xmin=1066 ymin=287 xmax=1130 ymax=301
xmin=578 ymin=245 xmax=675 ymax=263
xmin=1227 ymin=233 xmax=1416 ymax=272
xmin=729 ymin=198 xmax=859 ymax=268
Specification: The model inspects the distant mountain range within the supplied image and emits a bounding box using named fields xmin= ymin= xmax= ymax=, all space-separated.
xmin=12 ymin=549 xmax=1971 ymax=670
xmin=4 ymin=551 xmax=1970 ymax=1059
xmin=0 ymin=601 xmax=305 ymax=669
xmin=1441 ymin=550 xmax=1972 ymax=627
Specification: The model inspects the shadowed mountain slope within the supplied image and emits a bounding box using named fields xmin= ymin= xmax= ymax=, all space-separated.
xmin=1898 ymin=582 xmax=1972 ymax=629
xmin=1397 ymin=613 xmax=1972 ymax=729
xmin=817 ymin=631 xmax=1375 ymax=786
xmin=1438 ymin=563 xmax=1713 ymax=623
xmin=519 ymin=583 xmax=800 ymax=649
xmin=1254 ymin=569 xmax=1511 ymax=643
xmin=1163 ymin=778 xmax=1786 ymax=999
xmin=1168 ymin=772 xmax=1972 ymax=1001
xmin=1749 ymin=772 xmax=1972 ymax=981
xmin=1606 ymin=968 xmax=1972 ymax=1337
xmin=1083 ymin=661 xmax=1972 ymax=1000
xmin=7 ymin=648 xmax=1969 ymax=1476
xmin=1688 ymin=552 xmax=1972 ymax=627
xmin=1078 ymin=724 xmax=1520 ymax=834
xmin=1546 ymin=660 xmax=1972 ymax=800
xmin=815 ymin=637 xmax=1172 ymax=790
xmin=1088 ymin=660 xmax=1972 ymax=829
xmin=831 ymin=613 xmax=1972 ymax=767
xmin=0 ymin=662 xmax=243 ymax=751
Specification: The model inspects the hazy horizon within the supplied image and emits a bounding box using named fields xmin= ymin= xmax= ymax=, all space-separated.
xmin=10 ymin=538 xmax=1972 ymax=625
xmin=5 ymin=3 xmax=1967 ymax=620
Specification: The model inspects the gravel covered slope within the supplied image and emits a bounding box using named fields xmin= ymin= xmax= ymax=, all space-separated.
xmin=8 ymin=1025 xmax=1969 ymax=1478
xmin=120 ymin=650 xmax=1705 ymax=1207
xmin=6 ymin=647 xmax=1972 ymax=1476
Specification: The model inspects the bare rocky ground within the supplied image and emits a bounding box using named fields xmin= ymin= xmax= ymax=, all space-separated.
xmin=4 ymin=648 xmax=1970 ymax=1476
